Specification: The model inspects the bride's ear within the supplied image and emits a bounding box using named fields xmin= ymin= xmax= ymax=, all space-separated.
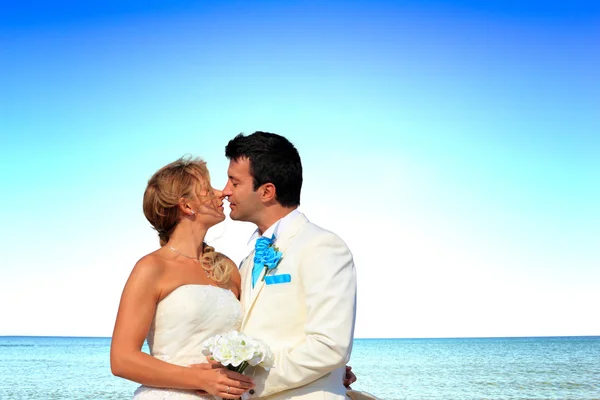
xmin=178 ymin=198 xmax=196 ymax=216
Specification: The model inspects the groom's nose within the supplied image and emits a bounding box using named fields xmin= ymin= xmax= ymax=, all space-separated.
xmin=222 ymin=183 xmax=233 ymax=197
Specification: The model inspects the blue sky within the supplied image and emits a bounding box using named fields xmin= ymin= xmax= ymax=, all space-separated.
xmin=1 ymin=0 xmax=598 ymax=338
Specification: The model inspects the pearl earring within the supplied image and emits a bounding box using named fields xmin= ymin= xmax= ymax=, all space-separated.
xmin=191 ymin=210 xmax=195 ymax=215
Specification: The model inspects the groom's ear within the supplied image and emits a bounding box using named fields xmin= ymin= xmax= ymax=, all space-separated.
xmin=260 ymin=182 xmax=277 ymax=203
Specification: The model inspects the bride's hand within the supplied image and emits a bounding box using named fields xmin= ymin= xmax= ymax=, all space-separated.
xmin=192 ymin=356 xmax=229 ymax=395
xmin=190 ymin=363 xmax=255 ymax=399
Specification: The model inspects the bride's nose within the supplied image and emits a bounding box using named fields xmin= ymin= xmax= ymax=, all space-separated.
xmin=213 ymin=188 xmax=225 ymax=199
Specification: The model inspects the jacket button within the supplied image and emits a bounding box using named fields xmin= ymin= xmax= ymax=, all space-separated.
xmin=249 ymin=389 xmax=255 ymax=395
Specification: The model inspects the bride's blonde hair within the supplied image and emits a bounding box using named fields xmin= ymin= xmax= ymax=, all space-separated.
xmin=142 ymin=156 xmax=233 ymax=284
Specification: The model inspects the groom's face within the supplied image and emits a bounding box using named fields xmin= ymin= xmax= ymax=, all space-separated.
xmin=223 ymin=157 xmax=262 ymax=223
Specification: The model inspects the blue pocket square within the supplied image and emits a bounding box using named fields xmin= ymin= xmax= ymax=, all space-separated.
xmin=264 ymin=274 xmax=291 ymax=285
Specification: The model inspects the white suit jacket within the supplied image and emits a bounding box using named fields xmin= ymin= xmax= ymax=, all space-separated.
xmin=239 ymin=212 xmax=357 ymax=399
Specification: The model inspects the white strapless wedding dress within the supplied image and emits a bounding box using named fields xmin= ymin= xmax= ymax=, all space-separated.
xmin=133 ymin=284 xmax=244 ymax=399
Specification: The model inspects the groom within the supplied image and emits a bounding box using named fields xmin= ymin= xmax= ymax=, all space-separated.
xmin=222 ymin=132 xmax=358 ymax=399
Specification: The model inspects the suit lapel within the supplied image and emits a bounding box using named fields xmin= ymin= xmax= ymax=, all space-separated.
xmin=241 ymin=213 xmax=309 ymax=329
xmin=271 ymin=212 xmax=309 ymax=256
xmin=241 ymin=254 xmax=266 ymax=329
xmin=239 ymin=250 xmax=255 ymax=310
xmin=246 ymin=270 xmax=267 ymax=317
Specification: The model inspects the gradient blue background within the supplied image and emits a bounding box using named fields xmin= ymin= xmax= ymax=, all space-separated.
xmin=1 ymin=0 xmax=598 ymax=338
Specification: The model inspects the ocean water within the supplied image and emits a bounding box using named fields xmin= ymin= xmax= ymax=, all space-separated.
xmin=0 ymin=336 xmax=598 ymax=399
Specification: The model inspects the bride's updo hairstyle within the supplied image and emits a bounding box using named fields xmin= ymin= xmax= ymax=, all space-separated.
xmin=142 ymin=156 xmax=233 ymax=284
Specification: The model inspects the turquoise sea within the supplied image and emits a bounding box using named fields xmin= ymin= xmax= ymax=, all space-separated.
xmin=1 ymin=336 xmax=598 ymax=399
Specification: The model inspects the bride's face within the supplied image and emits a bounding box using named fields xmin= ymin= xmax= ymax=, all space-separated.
xmin=193 ymin=182 xmax=226 ymax=228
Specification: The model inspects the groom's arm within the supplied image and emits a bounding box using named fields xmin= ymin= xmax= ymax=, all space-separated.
xmin=258 ymin=230 xmax=357 ymax=397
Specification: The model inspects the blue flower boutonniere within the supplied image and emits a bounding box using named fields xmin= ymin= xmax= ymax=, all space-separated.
xmin=261 ymin=245 xmax=283 ymax=281
xmin=254 ymin=235 xmax=283 ymax=281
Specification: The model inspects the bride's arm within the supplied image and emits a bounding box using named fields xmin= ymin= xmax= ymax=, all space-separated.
xmin=110 ymin=255 xmax=253 ymax=398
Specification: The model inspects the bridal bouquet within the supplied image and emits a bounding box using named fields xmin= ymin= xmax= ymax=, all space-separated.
xmin=202 ymin=330 xmax=274 ymax=374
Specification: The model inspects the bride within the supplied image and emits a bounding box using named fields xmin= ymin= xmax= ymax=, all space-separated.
xmin=110 ymin=157 xmax=255 ymax=399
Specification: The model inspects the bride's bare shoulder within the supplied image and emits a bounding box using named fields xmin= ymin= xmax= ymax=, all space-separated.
xmin=128 ymin=250 xmax=169 ymax=282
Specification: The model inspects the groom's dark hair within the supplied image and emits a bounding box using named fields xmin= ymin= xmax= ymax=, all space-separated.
xmin=225 ymin=131 xmax=302 ymax=207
